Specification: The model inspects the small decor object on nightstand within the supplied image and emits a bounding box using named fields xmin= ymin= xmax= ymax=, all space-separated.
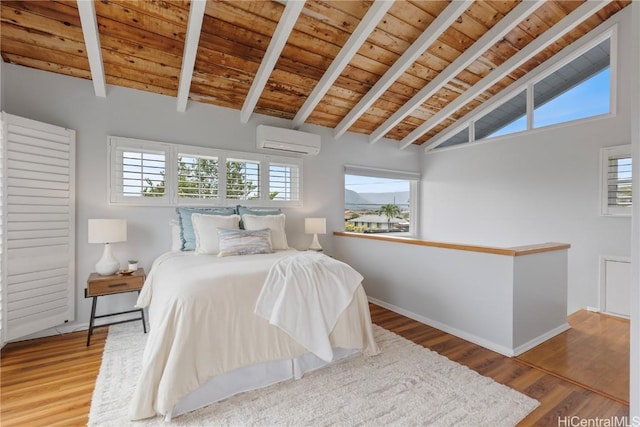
xmin=128 ymin=260 xmax=138 ymax=271
xmin=305 ymin=217 xmax=326 ymax=251
xmin=88 ymin=219 xmax=127 ymax=276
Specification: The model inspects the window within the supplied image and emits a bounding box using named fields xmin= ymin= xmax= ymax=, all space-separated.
xmin=109 ymin=138 xmax=171 ymax=204
xmin=269 ymin=162 xmax=300 ymax=201
xmin=226 ymin=158 xmax=260 ymax=200
xmin=344 ymin=165 xmax=419 ymax=236
xmin=177 ymin=153 xmax=219 ymax=201
xmin=601 ymin=145 xmax=632 ymax=216
xmin=440 ymin=127 xmax=470 ymax=148
xmin=533 ymin=38 xmax=610 ymax=128
xmin=479 ymin=89 xmax=527 ymax=139
xmin=109 ymin=137 xmax=302 ymax=207
xmin=431 ymin=29 xmax=615 ymax=150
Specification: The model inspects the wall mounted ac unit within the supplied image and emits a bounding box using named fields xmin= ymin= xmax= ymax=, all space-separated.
xmin=256 ymin=125 xmax=321 ymax=156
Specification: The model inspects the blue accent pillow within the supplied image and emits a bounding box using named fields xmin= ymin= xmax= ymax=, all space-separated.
xmin=176 ymin=207 xmax=237 ymax=251
xmin=237 ymin=206 xmax=281 ymax=229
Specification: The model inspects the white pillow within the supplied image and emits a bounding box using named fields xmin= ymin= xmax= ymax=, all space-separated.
xmin=242 ymin=214 xmax=288 ymax=250
xmin=170 ymin=220 xmax=182 ymax=252
xmin=192 ymin=213 xmax=241 ymax=254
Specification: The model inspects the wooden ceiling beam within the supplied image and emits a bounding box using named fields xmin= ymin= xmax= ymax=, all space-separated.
xmin=426 ymin=22 xmax=616 ymax=151
xmin=332 ymin=0 xmax=473 ymax=139
xmin=176 ymin=0 xmax=206 ymax=113
xmin=291 ymin=0 xmax=393 ymax=128
xmin=77 ymin=0 xmax=106 ymax=97
xmin=368 ymin=0 xmax=545 ymax=145
xmin=400 ymin=0 xmax=607 ymax=150
xmin=240 ymin=0 xmax=305 ymax=124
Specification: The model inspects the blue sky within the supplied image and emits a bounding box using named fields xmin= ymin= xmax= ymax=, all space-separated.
xmin=490 ymin=68 xmax=610 ymax=138
xmin=345 ymin=175 xmax=409 ymax=194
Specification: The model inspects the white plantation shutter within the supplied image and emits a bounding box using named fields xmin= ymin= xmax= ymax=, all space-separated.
xmin=107 ymin=137 xmax=303 ymax=207
xmin=108 ymin=136 xmax=171 ymax=205
xmin=176 ymin=147 xmax=220 ymax=204
xmin=601 ymin=145 xmax=632 ymax=216
xmin=1 ymin=113 xmax=75 ymax=341
xmin=268 ymin=161 xmax=301 ymax=202
xmin=607 ymin=155 xmax=632 ymax=207
xmin=0 ymin=118 xmax=4 ymax=345
xmin=225 ymin=158 xmax=261 ymax=200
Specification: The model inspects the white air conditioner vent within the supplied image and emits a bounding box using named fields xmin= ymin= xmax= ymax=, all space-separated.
xmin=256 ymin=125 xmax=320 ymax=156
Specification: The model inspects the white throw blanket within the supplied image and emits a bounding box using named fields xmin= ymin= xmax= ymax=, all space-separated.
xmin=255 ymin=251 xmax=364 ymax=362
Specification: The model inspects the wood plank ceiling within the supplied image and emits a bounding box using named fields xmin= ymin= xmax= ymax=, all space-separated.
xmin=0 ymin=0 xmax=632 ymax=150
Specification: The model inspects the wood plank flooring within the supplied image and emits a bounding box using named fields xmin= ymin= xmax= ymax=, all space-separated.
xmin=516 ymin=310 xmax=630 ymax=405
xmin=369 ymin=305 xmax=630 ymax=426
xmin=0 ymin=305 xmax=630 ymax=426
xmin=1 ymin=327 xmax=108 ymax=427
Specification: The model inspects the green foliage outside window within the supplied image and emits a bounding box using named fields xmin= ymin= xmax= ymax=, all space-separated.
xmin=143 ymin=158 xmax=267 ymax=200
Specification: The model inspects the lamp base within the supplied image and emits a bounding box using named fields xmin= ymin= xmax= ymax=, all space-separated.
xmin=96 ymin=243 xmax=120 ymax=276
xmin=308 ymin=234 xmax=323 ymax=251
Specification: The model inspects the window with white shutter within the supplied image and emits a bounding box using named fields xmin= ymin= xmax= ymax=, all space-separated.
xmin=601 ymin=144 xmax=632 ymax=216
xmin=108 ymin=137 xmax=171 ymax=205
xmin=1 ymin=113 xmax=75 ymax=341
xmin=108 ymin=137 xmax=303 ymax=207
xmin=269 ymin=161 xmax=301 ymax=202
xmin=225 ymin=158 xmax=260 ymax=201
xmin=176 ymin=147 xmax=220 ymax=204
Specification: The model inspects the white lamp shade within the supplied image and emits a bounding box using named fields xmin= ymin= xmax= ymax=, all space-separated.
xmin=305 ymin=218 xmax=326 ymax=235
xmin=88 ymin=219 xmax=127 ymax=243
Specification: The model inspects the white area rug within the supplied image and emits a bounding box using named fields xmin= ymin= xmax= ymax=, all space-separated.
xmin=89 ymin=323 xmax=539 ymax=426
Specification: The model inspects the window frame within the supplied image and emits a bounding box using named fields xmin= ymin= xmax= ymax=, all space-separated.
xmin=268 ymin=160 xmax=301 ymax=203
xmin=174 ymin=145 xmax=222 ymax=205
xmin=343 ymin=165 xmax=420 ymax=237
xmin=600 ymin=144 xmax=632 ymax=217
xmin=108 ymin=137 xmax=172 ymax=205
xmin=108 ymin=136 xmax=303 ymax=208
xmin=428 ymin=25 xmax=618 ymax=152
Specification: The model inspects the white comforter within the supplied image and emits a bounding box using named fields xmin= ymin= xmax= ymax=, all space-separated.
xmin=130 ymin=250 xmax=379 ymax=420
xmin=255 ymin=251 xmax=363 ymax=362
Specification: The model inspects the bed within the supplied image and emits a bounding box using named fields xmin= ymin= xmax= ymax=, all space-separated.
xmin=129 ymin=249 xmax=379 ymax=421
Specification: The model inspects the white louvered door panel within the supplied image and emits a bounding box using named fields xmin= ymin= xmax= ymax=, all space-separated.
xmin=1 ymin=112 xmax=75 ymax=341
xmin=0 ymin=118 xmax=4 ymax=346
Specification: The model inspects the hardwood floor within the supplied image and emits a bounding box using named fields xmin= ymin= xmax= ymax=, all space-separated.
xmin=517 ymin=310 xmax=630 ymax=405
xmin=0 ymin=305 xmax=630 ymax=426
xmin=1 ymin=328 xmax=108 ymax=427
xmin=369 ymin=305 xmax=630 ymax=426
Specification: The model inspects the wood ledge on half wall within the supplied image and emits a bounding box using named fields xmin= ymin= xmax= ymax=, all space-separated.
xmin=333 ymin=232 xmax=570 ymax=257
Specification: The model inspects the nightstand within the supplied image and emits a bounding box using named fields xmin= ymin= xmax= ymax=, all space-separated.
xmin=85 ymin=269 xmax=147 ymax=346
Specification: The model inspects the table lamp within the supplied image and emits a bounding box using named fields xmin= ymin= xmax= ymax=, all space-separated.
xmin=305 ymin=217 xmax=326 ymax=251
xmin=88 ymin=219 xmax=127 ymax=275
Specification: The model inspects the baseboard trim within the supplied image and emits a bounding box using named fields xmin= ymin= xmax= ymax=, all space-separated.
xmin=368 ymin=297 xmax=516 ymax=357
xmin=512 ymin=322 xmax=571 ymax=356
xmin=9 ymin=312 xmax=146 ymax=342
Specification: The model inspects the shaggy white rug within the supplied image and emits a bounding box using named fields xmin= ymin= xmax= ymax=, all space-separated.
xmin=89 ymin=323 xmax=539 ymax=426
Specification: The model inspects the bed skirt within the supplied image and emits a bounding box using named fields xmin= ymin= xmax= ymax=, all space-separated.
xmin=166 ymin=347 xmax=360 ymax=421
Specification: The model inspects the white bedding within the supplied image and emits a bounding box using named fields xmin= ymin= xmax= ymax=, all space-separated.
xmin=255 ymin=251 xmax=364 ymax=362
xmin=130 ymin=250 xmax=379 ymax=420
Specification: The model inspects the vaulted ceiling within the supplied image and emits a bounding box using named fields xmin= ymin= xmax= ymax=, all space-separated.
xmin=0 ymin=1 xmax=631 ymax=150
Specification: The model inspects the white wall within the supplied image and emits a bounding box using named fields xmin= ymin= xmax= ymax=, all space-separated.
xmin=629 ymin=0 xmax=639 ymax=419
xmin=1 ymin=63 xmax=420 ymax=336
xmin=335 ymin=235 xmax=569 ymax=357
xmin=421 ymin=8 xmax=633 ymax=314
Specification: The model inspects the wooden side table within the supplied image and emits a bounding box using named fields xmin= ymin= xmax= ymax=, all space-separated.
xmin=85 ymin=268 xmax=147 ymax=346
